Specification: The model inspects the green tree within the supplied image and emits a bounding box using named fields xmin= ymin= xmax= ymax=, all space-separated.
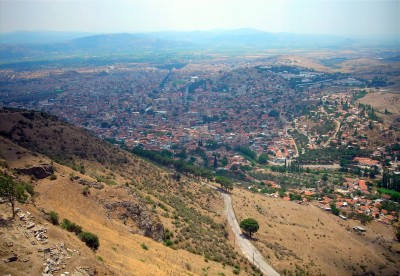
xmin=258 ymin=153 xmax=268 ymax=164
xmin=221 ymin=156 xmax=228 ymax=166
xmin=330 ymin=203 xmax=340 ymax=216
xmin=322 ymin=173 xmax=328 ymax=182
xmin=213 ymin=155 xmax=218 ymax=169
xmin=239 ymin=218 xmax=259 ymax=238
xmin=215 ymin=176 xmax=233 ymax=193
xmin=0 ymin=174 xmax=26 ymax=218
xmin=268 ymin=110 xmax=279 ymax=117
xmin=234 ymin=145 xmax=257 ymax=160
xmin=176 ymin=148 xmax=187 ymax=159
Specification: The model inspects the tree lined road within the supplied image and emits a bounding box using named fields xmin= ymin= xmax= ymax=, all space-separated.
xmin=208 ymin=184 xmax=280 ymax=276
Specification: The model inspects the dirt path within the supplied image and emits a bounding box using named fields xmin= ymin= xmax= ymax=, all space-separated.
xmin=302 ymin=163 xmax=340 ymax=169
xmin=323 ymin=119 xmax=341 ymax=147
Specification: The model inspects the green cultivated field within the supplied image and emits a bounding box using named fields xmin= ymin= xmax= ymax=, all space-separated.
xmin=377 ymin=187 xmax=400 ymax=197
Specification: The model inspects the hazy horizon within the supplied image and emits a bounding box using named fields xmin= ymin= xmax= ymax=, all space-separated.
xmin=0 ymin=28 xmax=398 ymax=40
xmin=0 ymin=0 xmax=399 ymax=38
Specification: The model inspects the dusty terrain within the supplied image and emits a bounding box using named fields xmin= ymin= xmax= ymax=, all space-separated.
xmin=0 ymin=202 xmax=115 ymax=276
xmin=357 ymin=90 xmax=400 ymax=130
xmin=0 ymin=109 xmax=260 ymax=273
xmin=231 ymin=188 xmax=400 ymax=275
xmin=0 ymin=137 xmax=236 ymax=276
xmin=357 ymin=91 xmax=400 ymax=115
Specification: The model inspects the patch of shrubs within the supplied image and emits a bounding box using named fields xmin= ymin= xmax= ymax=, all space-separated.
xmin=233 ymin=265 xmax=240 ymax=275
xmin=59 ymin=218 xmax=100 ymax=250
xmin=79 ymin=231 xmax=100 ymax=250
xmin=16 ymin=183 xmax=28 ymax=203
xmin=82 ymin=186 xmax=90 ymax=196
xmin=61 ymin=219 xmax=82 ymax=235
xmin=164 ymin=239 xmax=173 ymax=246
xmin=24 ymin=183 xmax=35 ymax=196
xmin=164 ymin=228 xmax=174 ymax=246
xmin=48 ymin=211 xmax=59 ymax=225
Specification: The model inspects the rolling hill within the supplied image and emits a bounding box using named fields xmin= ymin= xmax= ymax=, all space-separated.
xmin=0 ymin=109 xmax=256 ymax=275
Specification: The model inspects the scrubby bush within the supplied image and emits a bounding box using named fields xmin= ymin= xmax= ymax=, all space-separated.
xmin=82 ymin=186 xmax=90 ymax=196
xmin=233 ymin=265 xmax=240 ymax=275
xmin=0 ymin=159 xmax=8 ymax=168
xmin=24 ymin=183 xmax=35 ymax=196
xmin=164 ymin=228 xmax=173 ymax=240
xmin=164 ymin=239 xmax=173 ymax=246
xmin=49 ymin=174 xmax=57 ymax=180
xmin=16 ymin=183 xmax=28 ymax=203
xmin=48 ymin=211 xmax=59 ymax=225
xmin=61 ymin=219 xmax=82 ymax=235
xmin=79 ymin=231 xmax=99 ymax=250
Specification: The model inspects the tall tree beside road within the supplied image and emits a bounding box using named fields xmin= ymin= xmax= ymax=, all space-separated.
xmin=239 ymin=218 xmax=259 ymax=238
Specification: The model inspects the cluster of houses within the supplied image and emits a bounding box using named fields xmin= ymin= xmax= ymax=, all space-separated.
xmin=292 ymin=90 xmax=397 ymax=170
xmin=256 ymin=176 xmax=399 ymax=226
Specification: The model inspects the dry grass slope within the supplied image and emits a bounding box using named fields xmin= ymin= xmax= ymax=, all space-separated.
xmin=232 ymin=188 xmax=400 ymax=275
xmin=0 ymin=109 xmax=258 ymax=275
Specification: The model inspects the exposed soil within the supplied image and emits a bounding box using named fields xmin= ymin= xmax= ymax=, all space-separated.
xmin=231 ymin=188 xmax=400 ymax=275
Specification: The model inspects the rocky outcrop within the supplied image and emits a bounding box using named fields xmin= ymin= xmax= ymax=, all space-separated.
xmin=77 ymin=178 xmax=104 ymax=190
xmin=104 ymin=201 xmax=164 ymax=242
xmin=17 ymin=163 xmax=54 ymax=179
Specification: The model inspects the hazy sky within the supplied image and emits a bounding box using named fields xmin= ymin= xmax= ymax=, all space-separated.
xmin=0 ymin=0 xmax=399 ymax=37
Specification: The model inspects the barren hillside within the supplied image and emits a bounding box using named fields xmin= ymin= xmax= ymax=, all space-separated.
xmin=0 ymin=109 xmax=257 ymax=275
xmin=231 ymin=188 xmax=400 ymax=275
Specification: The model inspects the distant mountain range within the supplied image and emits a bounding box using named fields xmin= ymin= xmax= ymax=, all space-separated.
xmin=0 ymin=29 xmax=398 ymax=64
xmin=0 ymin=31 xmax=96 ymax=44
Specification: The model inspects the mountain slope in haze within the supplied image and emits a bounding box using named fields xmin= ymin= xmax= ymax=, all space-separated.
xmin=0 ymin=33 xmax=194 ymax=62
xmin=1 ymin=29 xmax=392 ymax=63
xmin=0 ymin=31 xmax=96 ymax=44
xmin=151 ymin=29 xmax=355 ymax=48
xmin=0 ymin=108 xmax=258 ymax=275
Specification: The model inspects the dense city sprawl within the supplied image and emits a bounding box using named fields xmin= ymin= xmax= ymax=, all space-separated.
xmin=1 ymin=56 xmax=399 ymax=227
